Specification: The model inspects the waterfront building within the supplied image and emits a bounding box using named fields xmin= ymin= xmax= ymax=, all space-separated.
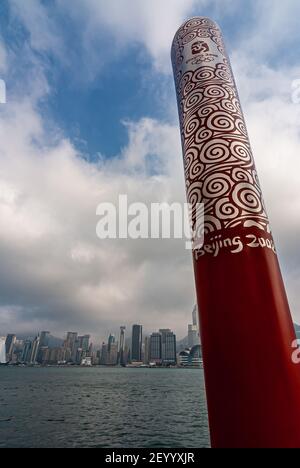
xmin=159 ymin=329 xmax=176 ymax=365
xmin=188 ymin=324 xmax=199 ymax=348
xmin=78 ymin=335 xmax=90 ymax=352
xmin=37 ymin=331 xmax=50 ymax=363
xmin=107 ymin=343 xmax=118 ymax=366
xmin=178 ymin=346 xmax=202 ymax=368
xmin=30 ymin=336 xmax=40 ymax=364
xmin=5 ymin=334 xmax=16 ymax=360
xmin=0 ymin=337 xmax=6 ymax=364
xmin=178 ymin=349 xmax=190 ymax=367
xmin=118 ymin=326 xmax=126 ymax=366
xmin=21 ymin=340 xmax=32 ymax=363
xmin=100 ymin=343 xmax=108 ymax=365
xmin=189 ymin=345 xmax=202 ymax=367
xmin=149 ymin=333 xmax=162 ymax=364
xmin=143 ymin=336 xmax=150 ymax=365
xmin=131 ymin=325 xmax=142 ymax=362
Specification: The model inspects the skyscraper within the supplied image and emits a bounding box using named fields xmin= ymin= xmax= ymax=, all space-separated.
xmin=192 ymin=306 xmax=198 ymax=327
xmin=150 ymin=333 xmax=162 ymax=364
xmin=131 ymin=325 xmax=142 ymax=362
xmin=188 ymin=306 xmax=201 ymax=348
xmin=21 ymin=340 xmax=32 ymax=363
xmin=0 ymin=337 xmax=6 ymax=364
xmin=107 ymin=343 xmax=118 ymax=366
xmin=65 ymin=332 xmax=78 ymax=351
xmin=188 ymin=324 xmax=199 ymax=348
xmin=143 ymin=336 xmax=150 ymax=365
xmin=118 ymin=326 xmax=126 ymax=366
xmin=100 ymin=343 xmax=108 ymax=365
xmin=30 ymin=336 xmax=40 ymax=364
xmin=65 ymin=332 xmax=78 ymax=362
xmin=159 ymin=329 xmax=176 ymax=365
xmin=37 ymin=331 xmax=50 ymax=363
xmin=5 ymin=334 xmax=16 ymax=360
xmin=39 ymin=331 xmax=50 ymax=348
xmin=108 ymin=334 xmax=115 ymax=352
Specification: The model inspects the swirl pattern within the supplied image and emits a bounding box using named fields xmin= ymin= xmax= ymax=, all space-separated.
xmin=172 ymin=17 xmax=270 ymax=236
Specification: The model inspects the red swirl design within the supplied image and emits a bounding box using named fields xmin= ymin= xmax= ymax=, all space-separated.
xmin=172 ymin=18 xmax=270 ymax=234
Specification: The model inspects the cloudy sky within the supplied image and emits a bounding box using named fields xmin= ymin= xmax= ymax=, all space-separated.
xmin=0 ymin=0 xmax=299 ymax=343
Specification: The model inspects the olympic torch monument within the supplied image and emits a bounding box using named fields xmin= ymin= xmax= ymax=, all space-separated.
xmin=172 ymin=17 xmax=300 ymax=448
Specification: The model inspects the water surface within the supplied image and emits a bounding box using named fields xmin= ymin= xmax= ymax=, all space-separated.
xmin=0 ymin=367 xmax=210 ymax=448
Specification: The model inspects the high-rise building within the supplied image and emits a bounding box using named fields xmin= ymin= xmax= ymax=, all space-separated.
xmin=78 ymin=335 xmax=90 ymax=353
xmin=37 ymin=331 xmax=50 ymax=363
xmin=108 ymin=334 xmax=115 ymax=352
xmin=30 ymin=336 xmax=40 ymax=364
xmin=21 ymin=340 xmax=32 ymax=363
xmin=39 ymin=331 xmax=50 ymax=348
xmin=150 ymin=333 xmax=162 ymax=364
xmin=144 ymin=336 xmax=150 ymax=365
xmin=100 ymin=343 xmax=108 ymax=365
xmin=5 ymin=334 xmax=16 ymax=360
xmin=159 ymin=329 xmax=176 ymax=365
xmin=0 ymin=337 xmax=7 ymax=364
xmin=131 ymin=325 xmax=142 ymax=362
xmin=118 ymin=326 xmax=126 ymax=366
xmin=107 ymin=343 xmax=118 ymax=366
xmin=64 ymin=332 xmax=78 ymax=362
xmin=65 ymin=332 xmax=78 ymax=351
xmin=188 ymin=305 xmax=200 ymax=348
xmin=188 ymin=324 xmax=199 ymax=348
xmin=192 ymin=305 xmax=198 ymax=327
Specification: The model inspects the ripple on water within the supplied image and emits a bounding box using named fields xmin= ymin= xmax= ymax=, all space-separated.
xmin=0 ymin=367 xmax=210 ymax=448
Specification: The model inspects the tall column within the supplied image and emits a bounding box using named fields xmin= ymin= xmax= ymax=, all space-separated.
xmin=172 ymin=17 xmax=300 ymax=448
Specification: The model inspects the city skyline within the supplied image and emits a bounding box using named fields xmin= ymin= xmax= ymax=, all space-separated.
xmin=0 ymin=308 xmax=201 ymax=367
xmin=0 ymin=1 xmax=299 ymax=338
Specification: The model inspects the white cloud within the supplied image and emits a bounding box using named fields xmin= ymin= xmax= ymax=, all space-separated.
xmin=66 ymin=0 xmax=199 ymax=73
xmin=0 ymin=94 xmax=195 ymax=340
xmin=12 ymin=0 xmax=204 ymax=74
xmin=1 ymin=0 xmax=300 ymax=341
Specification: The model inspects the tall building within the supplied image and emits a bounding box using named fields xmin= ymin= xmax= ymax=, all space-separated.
xmin=188 ymin=305 xmax=201 ymax=348
xmin=107 ymin=343 xmax=118 ymax=366
xmin=30 ymin=336 xmax=40 ymax=364
xmin=65 ymin=332 xmax=78 ymax=363
xmin=108 ymin=334 xmax=115 ymax=352
xmin=78 ymin=335 xmax=90 ymax=353
xmin=160 ymin=329 xmax=176 ymax=365
xmin=37 ymin=331 xmax=50 ymax=363
xmin=131 ymin=325 xmax=142 ymax=362
xmin=100 ymin=343 xmax=108 ymax=365
xmin=5 ymin=334 xmax=16 ymax=361
xmin=144 ymin=336 xmax=150 ymax=365
xmin=118 ymin=326 xmax=126 ymax=366
xmin=39 ymin=331 xmax=50 ymax=348
xmin=0 ymin=337 xmax=6 ymax=364
xmin=188 ymin=324 xmax=199 ymax=348
xmin=150 ymin=333 xmax=162 ymax=364
xmin=65 ymin=332 xmax=78 ymax=351
xmin=21 ymin=340 xmax=32 ymax=363
xmin=192 ymin=305 xmax=198 ymax=327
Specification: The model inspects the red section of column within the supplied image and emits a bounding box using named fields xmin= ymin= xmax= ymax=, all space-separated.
xmin=172 ymin=17 xmax=300 ymax=448
xmin=195 ymin=228 xmax=300 ymax=448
